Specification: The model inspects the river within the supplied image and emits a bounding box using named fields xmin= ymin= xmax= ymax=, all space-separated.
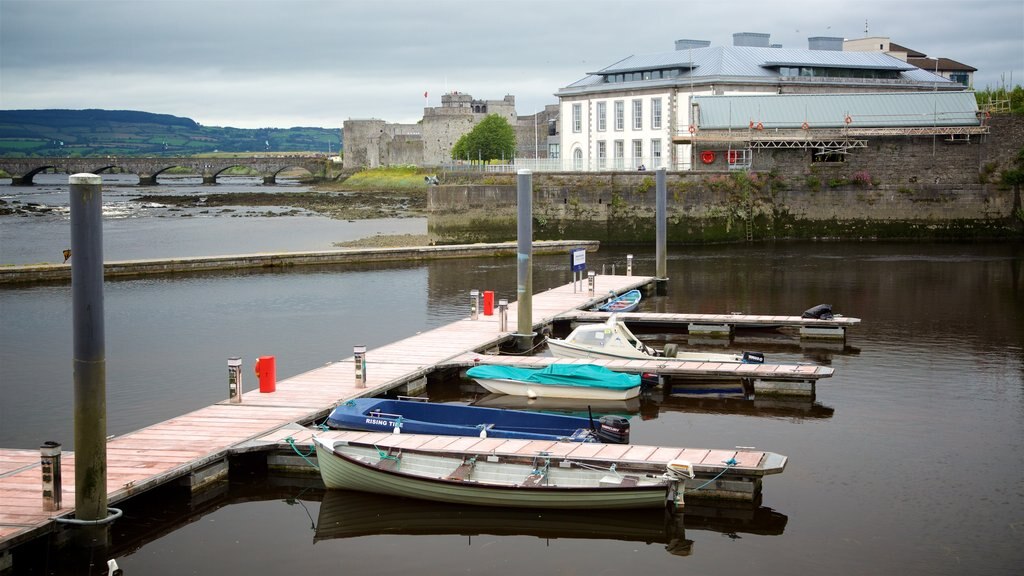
xmin=0 ymin=175 xmax=1021 ymax=575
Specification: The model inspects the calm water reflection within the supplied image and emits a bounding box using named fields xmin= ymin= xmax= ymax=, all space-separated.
xmin=1 ymin=215 xmax=1021 ymax=574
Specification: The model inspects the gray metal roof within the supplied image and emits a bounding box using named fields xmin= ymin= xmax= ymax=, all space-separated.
xmin=562 ymin=45 xmax=951 ymax=92
xmin=692 ymin=92 xmax=981 ymax=129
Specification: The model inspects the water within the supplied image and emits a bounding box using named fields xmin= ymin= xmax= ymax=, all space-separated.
xmin=1 ymin=178 xmax=1022 ymax=575
xmin=0 ymin=174 xmax=425 ymax=263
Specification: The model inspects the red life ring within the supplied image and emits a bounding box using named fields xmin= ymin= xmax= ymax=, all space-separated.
xmin=985 ymin=111 xmax=991 ymax=119
xmin=688 ymin=125 xmax=696 ymax=134
xmin=801 ymin=122 xmax=810 ymax=130
xmin=755 ymin=122 xmax=764 ymax=131
xmin=727 ymin=150 xmax=739 ymax=164
xmin=749 ymin=120 xmax=755 ymax=129
xmin=844 ymin=115 xmax=852 ymax=125
xmin=700 ymin=150 xmax=716 ymax=164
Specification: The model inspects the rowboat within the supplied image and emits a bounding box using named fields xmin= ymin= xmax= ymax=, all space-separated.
xmin=313 ymin=434 xmax=695 ymax=509
xmin=547 ymin=314 xmax=765 ymax=364
xmin=324 ymin=397 xmax=630 ymax=443
xmin=465 ymin=363 xmax=643 ymax=400
xmin=594 ymin=289 xmax=641 ymax=313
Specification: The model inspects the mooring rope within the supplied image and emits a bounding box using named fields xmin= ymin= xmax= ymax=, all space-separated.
xmin=285 ymin=436 xmax=319 ymax=470
xmin=685 ymin=457 xmax=738 ymax=493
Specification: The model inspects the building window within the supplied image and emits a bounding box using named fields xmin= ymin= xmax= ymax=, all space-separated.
xmin=597 ymin=141 xmax=607 ymax=170
xmin=950 ymin=72 xmax=969 ymax=86
xmin=651 ymin=98 xmax=662 ymax=130
xmin=597 ymin=102 xmax=607 ymax=132
xmin=632 ymin=140 xmax=643 ymax=169
xmin=548 ymin=143 xmax=560 ymax=159
xmin=632 ymin=99 xmax=643 ymax=130
xmin=651 ymin=139 xmax=662 ymax=168
xmin=572 ymin=104 xmax=582 ymax=133
xmin=614 ymin=140 xmax=624 ymax=170
xmin=614 ymin=101 xmax=624 ymax=131
xmin=573 ymin=147 xmax=583 ymax=170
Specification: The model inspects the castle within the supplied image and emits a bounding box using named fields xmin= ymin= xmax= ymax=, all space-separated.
xmin=343 ymin=93 xmax=556 ymax=169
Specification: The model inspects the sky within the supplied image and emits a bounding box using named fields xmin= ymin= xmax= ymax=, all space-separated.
xmin=1 ymin=0 xmax=1021 ymax=129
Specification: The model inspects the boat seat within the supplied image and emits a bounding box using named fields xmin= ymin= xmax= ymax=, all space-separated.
xmin=446 ymin=462 xmax=475 ymax=481
xmin=619 ymin=475 xmax=640 ymax=487
xmin=375 ymin=454 xmax=401 ymax=471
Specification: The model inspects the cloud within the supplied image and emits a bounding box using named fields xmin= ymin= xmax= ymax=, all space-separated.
xmin=2 ymin=0 xmax=1021 ymax=128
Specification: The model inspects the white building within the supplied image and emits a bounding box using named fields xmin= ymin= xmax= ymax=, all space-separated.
xmin=556 ymin=33 xmax=963 ymax=172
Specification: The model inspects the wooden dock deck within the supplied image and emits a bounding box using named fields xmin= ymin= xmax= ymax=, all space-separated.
xmin=0 ymin=273 xmax=805 ymax=552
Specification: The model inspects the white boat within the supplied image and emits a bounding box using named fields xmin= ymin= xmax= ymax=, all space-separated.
xmin=547 ymin=314 xmax=765 ymax=364
xmin=465 ymin=363 xmax=643 ymax=400
xmin=313 ymin=434 xmax=695 ymax=510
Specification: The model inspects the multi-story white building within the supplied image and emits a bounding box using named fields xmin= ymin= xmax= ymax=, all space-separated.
xmin=556 ymin=33 xmax=964 ymax=171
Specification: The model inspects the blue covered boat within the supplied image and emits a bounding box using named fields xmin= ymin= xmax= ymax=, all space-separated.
xmin=325 ymin=398 xmax=630 ymax=443
xmin=466 ymin=363 xmax=643 ymax=401
xmin=594 ymin=289 xmax=641 ymax=313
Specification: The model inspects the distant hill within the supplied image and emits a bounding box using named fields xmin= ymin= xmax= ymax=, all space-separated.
xmin=0 ymin=109 xmax=342 ymax=157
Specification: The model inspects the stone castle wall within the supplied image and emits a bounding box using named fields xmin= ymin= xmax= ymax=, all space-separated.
xmin=428 ymin=115 xmax=1024 ymax=244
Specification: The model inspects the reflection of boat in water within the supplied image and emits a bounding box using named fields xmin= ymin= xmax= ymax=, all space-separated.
xmin=470 ymin=392 xmax=641 ymax=416
xmin=314 ymin=490 xmax=788 ymax=554
xmin=315 ymin=489 xmax=692 ymax=554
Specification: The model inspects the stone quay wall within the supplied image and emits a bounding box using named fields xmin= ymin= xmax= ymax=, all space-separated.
xmin=429 ymin=115 xmax=1024 ymax=244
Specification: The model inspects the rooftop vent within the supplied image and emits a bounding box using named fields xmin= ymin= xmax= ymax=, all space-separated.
xmin=808 ymin=36 xmax=844 ymax=51
xmin=733 ymin=32 xmax=771 ymax=47
xmin=675 ymin=39 xmax=711 ymax=51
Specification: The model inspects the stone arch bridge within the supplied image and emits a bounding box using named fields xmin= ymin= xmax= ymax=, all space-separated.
xmin=0 ymin=156 xmax=335 ymax=186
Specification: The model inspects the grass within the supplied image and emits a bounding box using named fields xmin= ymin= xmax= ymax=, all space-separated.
xmin=340 ymin=166 xmax=431 ymax=189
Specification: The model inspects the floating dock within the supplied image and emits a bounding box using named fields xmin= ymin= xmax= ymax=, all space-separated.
xmin=0 ymin=273 xmax=813 ymax=558
xmin=559 ymin=310 xmax=861 ymax=340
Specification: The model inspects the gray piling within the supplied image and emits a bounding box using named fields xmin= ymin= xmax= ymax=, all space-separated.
xmin=70 ymin=173 xmax=108 ymax=521
xmin=514 ymin=170 xmax=535 ymax=351
xmin=655 ymin=167 xmax=668 ymax=295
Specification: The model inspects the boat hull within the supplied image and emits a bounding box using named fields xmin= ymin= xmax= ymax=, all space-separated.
xmin=473 ymin=376 xmax=642 ymax=400
xmin=314 ymin=437 xmax=675 ymax=509
xmin=325 ymin=398 xmax=599 ymax=442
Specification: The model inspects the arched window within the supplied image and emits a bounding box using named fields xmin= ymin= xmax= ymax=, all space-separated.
xmin=573 ymin=147 xmax=584 ymax=171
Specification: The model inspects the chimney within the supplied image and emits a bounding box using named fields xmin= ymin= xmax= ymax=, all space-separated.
xmin=733 ymin=32 xmax=771 ymax=47
xmin=675 ymin=39 xmax=711 ymax=51
xmin=808 ymin=36 xmax=844 ymax=51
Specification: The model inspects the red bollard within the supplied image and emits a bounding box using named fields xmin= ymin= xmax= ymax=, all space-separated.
xmin=483 ymin=290 xmax=494 ymax=316
xmin=254 ymin=356 xmax=276 ymax=393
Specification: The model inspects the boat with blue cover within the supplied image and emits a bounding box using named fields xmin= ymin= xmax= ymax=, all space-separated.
xmin=325 ymin=398 xmax=630 ymax=443
xmin=465 ymin=363 xmax=643 ymax=400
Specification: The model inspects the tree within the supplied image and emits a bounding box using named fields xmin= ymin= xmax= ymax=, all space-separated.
xmin=450 ymin=114 xmax=516 ymax=163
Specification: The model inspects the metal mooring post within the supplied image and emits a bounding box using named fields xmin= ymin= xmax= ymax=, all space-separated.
xmin=470 ymin=289 xmax=480 ymax=320
xmin=498 ymin=299 xmax=509 ymax=332
xmin=70 ymin=173 xmax=107 ymax=522
xmin=626 ymin=254 xmax=633 ymax=276
xmin=354 ymin=345 xmax=367 ymax=388
xmin=514 ymin=170 xmax=535 ymax=351
xmin=655 ymin=167 xmax=668 ymax=295
xmin=588 ymin=271 xmax=596 ymax=296
xmin=40 ymin=441 xmax=62 ymax=512
xmin=227 ymin=357 xmax=243 ymax=403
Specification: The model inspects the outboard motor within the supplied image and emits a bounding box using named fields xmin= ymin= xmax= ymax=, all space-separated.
xmin=596 ymin=415 xmax=630 ymax=444
xmin=802 ymin=303 xmax=834 ymax=320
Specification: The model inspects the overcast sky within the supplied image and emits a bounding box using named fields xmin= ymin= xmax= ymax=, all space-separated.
xmin=1 ymin=0 xmax=1021 ymax=129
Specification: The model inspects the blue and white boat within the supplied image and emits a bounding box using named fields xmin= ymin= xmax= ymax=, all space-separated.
xmin=594 ymin=289 xmax=642 ymax=313
xmin=465 ymin=363 xmax=643 ymax=401
xmin=325 ymin=398 xmax=630 ymax=443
